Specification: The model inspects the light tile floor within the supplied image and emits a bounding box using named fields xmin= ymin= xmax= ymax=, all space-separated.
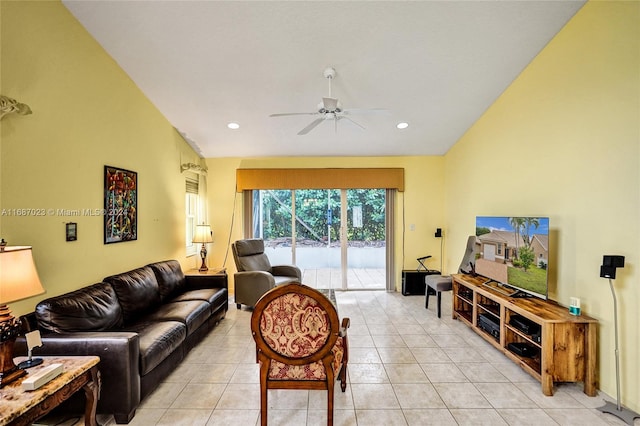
xmin=49 ymin=291 xmax=634 ymax=426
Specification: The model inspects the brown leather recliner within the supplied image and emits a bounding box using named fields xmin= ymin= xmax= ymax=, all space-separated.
xmin=232 ymin=238 xmax=301 ymax=309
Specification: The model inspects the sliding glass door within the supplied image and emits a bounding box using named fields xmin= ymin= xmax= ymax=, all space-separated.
xmin=251 ymin=188 xmax=386 ymax=290
xmin=344 ymin=189 xmax=386 ymax=289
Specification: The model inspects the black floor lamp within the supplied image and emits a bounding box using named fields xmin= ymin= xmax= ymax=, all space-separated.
xmin=597 ymin=255 xmax=640 ymax=425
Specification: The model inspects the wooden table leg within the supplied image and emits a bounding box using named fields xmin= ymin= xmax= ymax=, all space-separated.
xmin=541 ymin=323 xmax=554 ymax=396
xmin=584 ymin=323 xmax=597 ymax=396
xmin=82 ymin=366 xmax=101 ymax=426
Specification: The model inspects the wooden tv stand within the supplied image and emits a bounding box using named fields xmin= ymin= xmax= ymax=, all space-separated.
xmin=451 ymin=274 xmax=598 ymax=396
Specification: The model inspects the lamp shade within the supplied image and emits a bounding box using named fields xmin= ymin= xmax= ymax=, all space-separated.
xmin=192 ymin=225 xmax=213 ymax=244
xmin=0 ymin=246 xmax=45 ymax=304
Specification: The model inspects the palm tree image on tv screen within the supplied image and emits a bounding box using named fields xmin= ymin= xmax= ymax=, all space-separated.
xmin=475 ymin=216 xmax=550 ymax=298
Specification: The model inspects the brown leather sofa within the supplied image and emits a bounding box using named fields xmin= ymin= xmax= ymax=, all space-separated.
xmin=17 ymin=260 xmax=228 ymax=424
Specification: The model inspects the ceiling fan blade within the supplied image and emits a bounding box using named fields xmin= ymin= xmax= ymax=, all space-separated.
xmin=342 ymin=108 xmax=389 ymax=115
xmin=269 ymin=112 xmax=317 ymax=117
xmin=322 ymin=97 xmax=338 ymax=111
xmin=297 ymin=117 xmax=325 ymax=135
xmin=338 ymin=115 xmax=365 ymax=130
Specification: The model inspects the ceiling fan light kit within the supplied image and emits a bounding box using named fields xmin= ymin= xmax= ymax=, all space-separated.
xmin=269 ymin=66 xmax=385 ymax=135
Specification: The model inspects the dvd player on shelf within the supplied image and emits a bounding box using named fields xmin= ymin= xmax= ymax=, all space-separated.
xmin=509 ymin=315 xmax=542 ymax=342
xmin=509 ymin=314 xmax=540 ymax=335
xmin=507 ymin=342 xmax=538 ymax=358
xmin=459 ymin=289 xmax=473 ymax=300
xmin=478 ymin=313 xmax=500 ymax=339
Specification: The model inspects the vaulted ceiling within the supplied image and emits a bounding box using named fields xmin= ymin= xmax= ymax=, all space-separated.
xmin=63 ymin=1 xmax=585 ymax=158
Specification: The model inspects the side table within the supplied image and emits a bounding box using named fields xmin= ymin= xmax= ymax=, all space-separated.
xmin=0 ymin=356 xmax=100 ymax=426
xmin=185 ymin=267 xmax=226 ymax=275
xmin=184 ymin=268 xmax=228 ymax=289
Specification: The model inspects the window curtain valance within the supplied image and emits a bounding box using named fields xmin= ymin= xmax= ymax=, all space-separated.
xmin=236 ymin=168 xmax=404 ymax=192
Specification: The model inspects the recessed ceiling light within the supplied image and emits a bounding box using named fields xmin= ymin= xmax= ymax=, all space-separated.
xmin=227 ymin=122 xmax=240 ymax=130
xmin=396 ymin=122 xmax=409 ymax=130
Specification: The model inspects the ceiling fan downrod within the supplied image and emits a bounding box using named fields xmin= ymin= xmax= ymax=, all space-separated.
xmin=323 ymin=67 xmax=336 ymax=99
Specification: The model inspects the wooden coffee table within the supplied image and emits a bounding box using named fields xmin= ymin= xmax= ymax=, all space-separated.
xmin=0 ymin=356 xmax=100 ymax=426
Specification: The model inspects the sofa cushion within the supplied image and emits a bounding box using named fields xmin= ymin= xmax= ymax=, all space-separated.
xmin=124 ymin=320 xmax=186 ymax=375
xmin=35 ymin=282 xmax=123 ymax=333
xmin=104 ymin=266 xmax=161 ymax=324
xmin=171 ymin=288 xmax=228 ymax=314
xmin=148 ymin=260 xmax=186 ymax=302
xmin=148 ymin=300 xmax=210 ymax=336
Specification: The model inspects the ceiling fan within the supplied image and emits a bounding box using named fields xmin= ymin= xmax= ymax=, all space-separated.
xmin=269 ymin=67 xmax=386 ymax=135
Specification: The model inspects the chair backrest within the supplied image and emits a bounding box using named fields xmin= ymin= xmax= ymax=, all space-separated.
xmin=232 ymin=239 xmax=272 ymax=273
xmin=251 ymin=282 xmax=339 ymax=366
xmin=458 ymin=235 xmax=479 ymax=274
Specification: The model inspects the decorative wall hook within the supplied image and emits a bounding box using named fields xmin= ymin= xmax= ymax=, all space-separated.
xmin=0 ymin=95 xmax=32 ymax=120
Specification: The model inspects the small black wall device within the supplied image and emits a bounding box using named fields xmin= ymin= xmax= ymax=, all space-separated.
xmin=434 ymin=228 xmax=442 ymax=238
xmin=600 ymin=255 xmax=625 ymax=279
xmin=603 ymin=255 xmax=625 ymax=267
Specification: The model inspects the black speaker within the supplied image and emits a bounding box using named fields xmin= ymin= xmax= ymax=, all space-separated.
xmin=603 ymin=255 xmax=625 ymax=268
xmin=600 ymin=255 xmax=625 ymax=279
xmin=600 ymin=265 xmax=617 ymax=279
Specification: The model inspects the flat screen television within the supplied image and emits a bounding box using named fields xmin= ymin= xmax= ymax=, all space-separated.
xmin=475 ymin=216 xmax=549 ymax=299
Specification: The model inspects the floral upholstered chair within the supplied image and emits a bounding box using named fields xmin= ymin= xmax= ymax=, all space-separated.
xmin=250 ymin=282 xmax=350 ymax=426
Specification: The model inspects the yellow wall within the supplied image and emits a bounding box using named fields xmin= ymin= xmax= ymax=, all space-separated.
xmin=205 ymin=156 xmax=445 ymax=292
xmin=0 ymin=1 xmax=203 ymax=315
xmin=3 ymin=0 xmax=637 ymax=410
xmin=444 ymin=1 xmax=639 ymax=411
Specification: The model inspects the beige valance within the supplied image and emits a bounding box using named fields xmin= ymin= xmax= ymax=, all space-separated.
xmin=236 ymin=168 xmax=404 ymax=192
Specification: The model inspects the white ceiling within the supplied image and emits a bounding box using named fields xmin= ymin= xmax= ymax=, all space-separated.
xmin=62 ymin=1 xmax=585 ymax=158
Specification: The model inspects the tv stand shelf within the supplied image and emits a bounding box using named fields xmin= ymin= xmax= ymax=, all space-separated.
xmin=452 ymin=274 xmax=598 ymax=396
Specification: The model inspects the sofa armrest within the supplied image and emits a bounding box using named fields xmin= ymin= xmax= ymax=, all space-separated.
xmin=271 ymin=265 xmax=302 ymax=281
xmin=185 ymin=272 xmax=228 ymax=290
xmin=15 ymin=331 xmax=141 ymax=420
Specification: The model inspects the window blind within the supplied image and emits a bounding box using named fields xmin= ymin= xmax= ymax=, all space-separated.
xmin=185 ymin=178 xmax=199 ymax=194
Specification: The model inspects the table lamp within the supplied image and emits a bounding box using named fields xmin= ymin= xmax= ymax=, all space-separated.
xmin=192 ymin=224 xmax=213 ymax=272
xmin=0 ymin=244 xmax=45 ymax=387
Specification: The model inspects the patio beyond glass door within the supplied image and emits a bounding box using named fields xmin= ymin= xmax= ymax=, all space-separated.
xmin=344 ymin=189 xmax=386 ymax=289
xmin=293 ymin=189 xmax=341 ymax=288
xmin=253 ymin=188 xmax=386 ymax=290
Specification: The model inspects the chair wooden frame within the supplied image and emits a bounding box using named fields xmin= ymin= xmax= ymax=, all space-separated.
xmin=251 ymin=282 xmax=349 ymax=426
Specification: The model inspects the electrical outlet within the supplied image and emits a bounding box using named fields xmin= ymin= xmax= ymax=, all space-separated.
xmin=409 ymin=224 xmax=415 ymax=231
